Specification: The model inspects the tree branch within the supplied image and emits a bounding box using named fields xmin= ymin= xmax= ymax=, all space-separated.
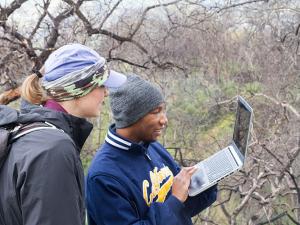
xmin=29 ymin=0 xmax=50 ymax=40
xmin=99 ymin=0 xmax=123 ymax=29
xmin=253 ymin=93 xmax=300 ymax=118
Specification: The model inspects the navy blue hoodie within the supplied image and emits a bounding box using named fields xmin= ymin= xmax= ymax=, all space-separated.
xmin=86 ymin=124 xmax=217 ymax=225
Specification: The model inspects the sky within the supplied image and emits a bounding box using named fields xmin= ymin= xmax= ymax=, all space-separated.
xmin=0 ymin=0 xmax=173 ymax=32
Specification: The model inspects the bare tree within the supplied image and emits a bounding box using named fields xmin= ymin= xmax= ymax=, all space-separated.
xmin=0 ymin=0 xmax=299 ymax=224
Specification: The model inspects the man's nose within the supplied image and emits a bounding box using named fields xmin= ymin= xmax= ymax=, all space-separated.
xmin=160 ymin=112 xmax=168 ymax=126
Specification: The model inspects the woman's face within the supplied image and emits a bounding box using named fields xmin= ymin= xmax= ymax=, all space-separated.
xmin=75 ymin=86 xmax=108 ymax=118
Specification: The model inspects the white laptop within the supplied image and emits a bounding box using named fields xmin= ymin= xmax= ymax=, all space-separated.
xmin=188 ymin=96 xmax=253 ymax=196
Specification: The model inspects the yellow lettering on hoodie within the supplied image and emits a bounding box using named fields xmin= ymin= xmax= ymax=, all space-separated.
xmin=143 ymin=166 xmax=174 ymax=206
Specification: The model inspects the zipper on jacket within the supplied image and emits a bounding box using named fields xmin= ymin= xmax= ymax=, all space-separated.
xmin=144 ymin=150 xmax=156 ymax=169
xmin=140 ymin=144 xmax=155 ymax=167
xmin=144 ymin=152 xmax=151 ymax=161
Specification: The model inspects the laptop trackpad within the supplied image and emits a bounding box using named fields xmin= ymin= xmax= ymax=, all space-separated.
xmin=189 ymin=163 xmax=209 ymax=195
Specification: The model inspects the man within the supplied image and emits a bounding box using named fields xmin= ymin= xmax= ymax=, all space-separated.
xmin=86 ymin=75 xmax=217 ymax=225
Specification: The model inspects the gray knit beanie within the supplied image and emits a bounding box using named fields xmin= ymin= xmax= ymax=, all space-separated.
xmin=109 ymin=74 xmax=164 ymax=128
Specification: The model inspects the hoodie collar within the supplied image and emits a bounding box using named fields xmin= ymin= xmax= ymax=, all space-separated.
xmin=105 ymin=124 xmax=149 ymax=152
xmin=44 ymin=99 xmax=68 ymax=113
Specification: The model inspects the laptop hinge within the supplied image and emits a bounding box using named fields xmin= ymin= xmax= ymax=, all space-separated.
xmin=228 ymin=147 xmax=239 ymax=167
xmin=229 ymin=146 xmax=243 ymax=167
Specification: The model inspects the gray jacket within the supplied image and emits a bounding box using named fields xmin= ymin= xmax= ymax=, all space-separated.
xmin=0 ymin=101 xmax=93 ymax=225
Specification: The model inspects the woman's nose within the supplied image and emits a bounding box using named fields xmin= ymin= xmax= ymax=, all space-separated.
xmin=104 ymin=88 xmax=109 ymax=97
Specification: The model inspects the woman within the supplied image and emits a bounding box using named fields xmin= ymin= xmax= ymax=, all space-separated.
xmin=0 ymin=43 xmax=126 ymax=225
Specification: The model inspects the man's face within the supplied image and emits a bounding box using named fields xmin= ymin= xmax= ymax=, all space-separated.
xmin=133 ymin=103 xmax=168 ymax=142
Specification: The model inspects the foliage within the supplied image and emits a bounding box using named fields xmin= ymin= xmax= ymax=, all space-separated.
xmin=1 ymin=0 xmax=299 ymax=224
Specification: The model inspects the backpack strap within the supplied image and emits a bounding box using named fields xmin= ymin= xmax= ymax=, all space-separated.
xmin=10 ymin=122 xmax=60 ymax=143
xmin=0 ymin=121 xmax=60 ymax=225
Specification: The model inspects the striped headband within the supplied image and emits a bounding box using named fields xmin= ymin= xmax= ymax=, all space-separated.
xmin=42 ymin=60 xmax=109 ymax=101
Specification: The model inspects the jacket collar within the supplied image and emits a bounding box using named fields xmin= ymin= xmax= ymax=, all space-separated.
xmin=105 ymin=124 xmax=149 ymax=152
xmin=0 ymin=100 xmax=93 ymax=150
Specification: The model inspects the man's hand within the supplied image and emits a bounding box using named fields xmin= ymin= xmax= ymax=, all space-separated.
xmin=172 ymin=166 xmax=198 ymax=202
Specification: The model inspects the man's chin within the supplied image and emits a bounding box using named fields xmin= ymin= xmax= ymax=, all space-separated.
xmin=150 ymin=134 xmax=161 ymax=142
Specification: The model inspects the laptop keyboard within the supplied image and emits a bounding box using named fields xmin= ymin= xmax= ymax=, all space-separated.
xmin=204 ymin=149 xmax=235 ymax=183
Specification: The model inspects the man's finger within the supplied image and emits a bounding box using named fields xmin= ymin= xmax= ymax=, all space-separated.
xmin=187 ymin=166 xmax=198 ymax=176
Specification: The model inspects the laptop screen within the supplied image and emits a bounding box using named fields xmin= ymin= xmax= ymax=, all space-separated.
xmin=233 ymin=97 xmax=252 ymax=157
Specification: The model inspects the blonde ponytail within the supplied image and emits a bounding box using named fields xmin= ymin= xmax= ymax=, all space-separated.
xmin=21 ymin=73 xmax=48 ymax=105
